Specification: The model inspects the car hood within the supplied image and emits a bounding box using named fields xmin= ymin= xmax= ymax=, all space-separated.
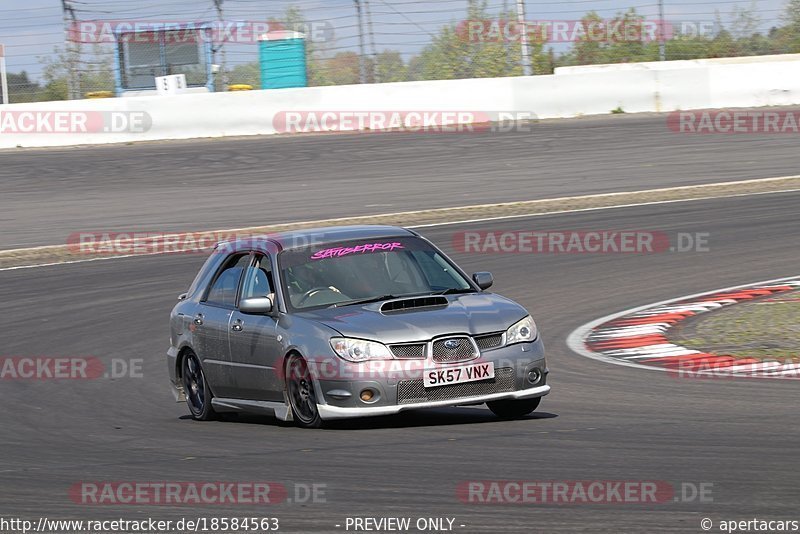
xmin=294 ymin=293 xmax=528 ymax=343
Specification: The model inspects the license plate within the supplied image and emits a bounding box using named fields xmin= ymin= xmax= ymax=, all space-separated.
xmin=423 ymin=362 xmax=495 ymax=388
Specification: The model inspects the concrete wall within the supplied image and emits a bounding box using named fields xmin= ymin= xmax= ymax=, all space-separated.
xmin=2 ymin=53 xmax=800 ymax=149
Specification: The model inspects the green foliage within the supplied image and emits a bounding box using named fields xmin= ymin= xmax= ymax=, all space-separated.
xmin=228 ymin=62 xmax=260 ymax=87
xmin=3 ymin=71 xmax=42 ymax=103
xmin=37 ymin=45 xmax=114 ymax=101
xmin=555 ymin=5 xmax=790 ymax=66
xmin=323 ymin=51 xmax=361 ymax=85
xmin=374 ymin=50 xmax=408 ymax=83
xmin=408 ymin=1 xmax=551 ymax=80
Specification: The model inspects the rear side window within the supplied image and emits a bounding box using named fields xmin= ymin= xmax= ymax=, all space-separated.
xmin=204 ymin=254 xmax=250 ymax=307
xmin=185 ymin=251 xmax=226 ymax=298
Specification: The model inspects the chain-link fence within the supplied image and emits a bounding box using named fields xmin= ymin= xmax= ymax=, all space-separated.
xmin=1 ymin=0 xmax=798 ymax=103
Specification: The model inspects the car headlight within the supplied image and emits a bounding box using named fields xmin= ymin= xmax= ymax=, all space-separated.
xmin=330 ymin=337 xmax=393 ymax=362
xmin=506 ymin=315 xmax=537 ymax=345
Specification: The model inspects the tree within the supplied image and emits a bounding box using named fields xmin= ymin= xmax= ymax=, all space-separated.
xmin=409 ymin=0 xmax=548 ymax=80
xmin=39 ymin=50 xmax=69 ymax=101
xmin=568 ymin=12 xmax=606 ymax=65
xmin=374 ymin=50 xmax=407 ymax=83
xmin=39 ymin=45 xmax=114 ymax=100
xmin=4 ymin=71 xmax=42 ymax=103
xmin=228 ymin=62 xmax=260 ymax=87
xmin=708 ymin=28 xmax=738 ymax=57
xmin=559 ymin=9 xmax=658 ymax=66
xmin=785 ymin=0 xmax=800 ymax=33
xmin=323 ymin=52 xmax=361 ymax=85
xmin=730 ymin=1 xmax=761 ymax=39
xmin=776 ymin=0 xmax=800 ymax=52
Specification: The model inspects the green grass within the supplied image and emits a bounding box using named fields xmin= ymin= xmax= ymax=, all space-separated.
xmin=669 ymin=290 xmax=800 ymax=362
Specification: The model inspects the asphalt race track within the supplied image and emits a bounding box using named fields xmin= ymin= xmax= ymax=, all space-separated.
xmin=2 ymin=111 xmax=800 ymax=249
xmin=1 ymin=165 xmax=798 ymax=534
xmin=2 ymin=115 xmax=799 ymax=532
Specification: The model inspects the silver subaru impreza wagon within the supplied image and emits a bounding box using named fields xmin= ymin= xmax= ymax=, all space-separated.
xmin=167 ymin=225 xmax=549 ymax=428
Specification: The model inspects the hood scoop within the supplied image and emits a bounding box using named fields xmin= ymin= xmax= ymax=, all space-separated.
xmin=380 ymin=296 xmax=448 ymax=314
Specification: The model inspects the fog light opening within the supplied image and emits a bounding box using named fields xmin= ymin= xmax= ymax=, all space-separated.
xmin=360 ymin=389 xmax=376 ymax=402
xmin=527 ymin=369 xmax=542 ymax=385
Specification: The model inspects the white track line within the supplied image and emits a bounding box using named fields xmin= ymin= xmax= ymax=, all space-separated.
xmin=0 ymin=251 xmax=177 ymax=272
xmin=410 ymin=187 xmax=800 ymax=229
xmin=2 ymin=183 xmax=799 ymax=272
xmin=6 ymin=173 xmax=800 ymax=255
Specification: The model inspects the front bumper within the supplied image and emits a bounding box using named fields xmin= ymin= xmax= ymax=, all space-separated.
xmin=317 ymin=383 xmax=550 ymax=419
xmin=314 ymin=337 xmax=548 ymax=420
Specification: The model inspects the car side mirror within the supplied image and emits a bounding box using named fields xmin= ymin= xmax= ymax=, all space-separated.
xmin=472 ymin=271 xmax=493 ymax=290
xmin=239 ymin=296 xmax=273 ymax=315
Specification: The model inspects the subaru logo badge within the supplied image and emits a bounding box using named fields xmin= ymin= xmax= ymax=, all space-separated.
xmin=444 ymin=339 xmax=461 ymax=350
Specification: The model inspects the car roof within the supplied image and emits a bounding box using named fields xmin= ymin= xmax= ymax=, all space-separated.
xmin=218 ymin=225 xmax=418 ymax=253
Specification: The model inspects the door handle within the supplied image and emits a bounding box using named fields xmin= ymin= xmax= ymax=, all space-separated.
xmin=194 ymin=313 xmax=204 ymax=326
xmin=231 ymin=319 xmax=243 ymax=332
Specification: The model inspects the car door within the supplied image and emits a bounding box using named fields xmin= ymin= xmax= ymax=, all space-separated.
xmin=193 ymin=252 xmax=251 ymax=399
xmin=228 ymin=253 xmax=284 ymax=401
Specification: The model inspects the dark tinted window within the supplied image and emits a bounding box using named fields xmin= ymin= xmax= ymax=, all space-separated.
xmin=185 ymin=252 xmax=226 ymax=299
xmin=205 ymin=254 xmax=250 ymax=307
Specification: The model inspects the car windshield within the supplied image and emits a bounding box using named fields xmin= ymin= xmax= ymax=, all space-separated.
xmin=278 ymin=236 xmax=474 ymax=310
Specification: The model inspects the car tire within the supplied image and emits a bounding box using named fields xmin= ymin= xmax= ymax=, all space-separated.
xmin=285 ymin=354 xmax=324 ymax=429
xmin=486 ymin=397 xmax=541 ymax=419
xmin=182 ymin=351 xmax=216 ymax=421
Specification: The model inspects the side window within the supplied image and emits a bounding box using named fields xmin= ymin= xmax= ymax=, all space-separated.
xmin=240 ymin=254 xmax=275 ymax=301
xmin=411 ymin=250 xmax=470 ymax=289
xmin=184 ymin=251 xmax=225 ymax=299
xmin=205 ymin=254 xmax=251 ymax=307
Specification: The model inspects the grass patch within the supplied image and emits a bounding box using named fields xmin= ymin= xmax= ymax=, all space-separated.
xmin=669 ymin=290 xmax=800 ymax=362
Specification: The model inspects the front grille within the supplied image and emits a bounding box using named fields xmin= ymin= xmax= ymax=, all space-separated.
xmin=397 ymin=367 xmax=516 ymax=405
xmin=390 ymin=343 xmax=426 ymax=359
xmin=432 ymin=336 xmax=478 ymax=363
xmin=475 ymin=333 xmax=504 ymax=351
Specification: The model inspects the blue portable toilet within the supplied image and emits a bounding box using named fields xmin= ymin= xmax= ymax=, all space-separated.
xmin=258 ymin=31 xmax=308 ymax=90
